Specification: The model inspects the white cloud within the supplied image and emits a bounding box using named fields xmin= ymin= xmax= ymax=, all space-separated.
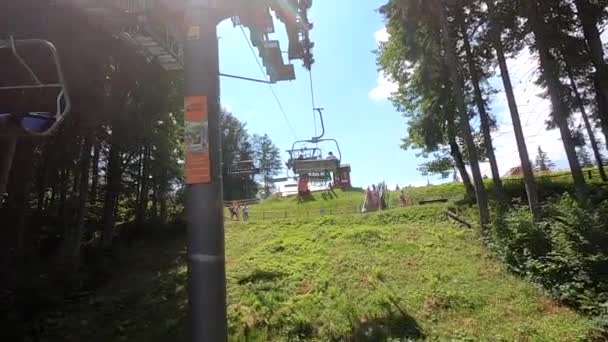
xmin=374 ymin=27 xmax=389 ymax=44
xmin=369 ymin=72 xmax=399 ymax=102
xmin=369 ymin=27 xmax=398 ymax=102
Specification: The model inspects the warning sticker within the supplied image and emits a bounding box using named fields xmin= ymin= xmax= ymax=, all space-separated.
xmin=184 ymin=96 xmax=210 ymax=184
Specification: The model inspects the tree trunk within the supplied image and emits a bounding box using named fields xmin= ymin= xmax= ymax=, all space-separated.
xmin=526 ymin=0 xmax=588 ymax=202
xmin=574 ymin=0 xmax=608 ymax=147
xmin=11 ymin=141 xmax=35 ymax=285
xmin=486 ymin=0 xmax=540 ymax=219
xmin=437 ymin=0 xmax=490 ymax=225
xmin=135 ymin=145 xmax=150 ymax=229
xmin=61 ymin=136 xmax=92 ymax=277
xmin=71 ymin=139 xmax=83 ymax=194
xmin=564 ymin=60 xmax=608 ymax=181
xmin=90 ymin=142 xmax=100 ymax=206
xmin=101 ymin=137 xmax=122 ymax=248
xmin=150 ymin=177 xmax=159 ymax=221
xmin=35 ymin=144 xmax=52 ymax=214
xmin=58 ymin=168 xmax=70 ymax=218
xmin=447 ymin=109 xmax=476 ymax=202
xmin=158 ymin=170 xmax=169 ymax=225
xmin=457 ymin=8 xmax=506 ymax=202
xmin=0 ymin=137 xmax=17 ymax=198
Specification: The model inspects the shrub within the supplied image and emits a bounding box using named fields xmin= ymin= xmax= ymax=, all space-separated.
xmin=487 ymin=195 xmax=608 ymax=320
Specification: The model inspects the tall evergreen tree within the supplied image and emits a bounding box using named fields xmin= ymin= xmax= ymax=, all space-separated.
xmin=485 ymin=0 xmax=540 ymax=218
xmin=573 ymin=0 xmax=608 ymax=146
xmin=523 ymin=0 xmax=588 ymax=202
xmin=436 ymin=0 xmax=489 ymax=224
xmin=253 ymin=134 xmax=282 ymax=198
xmin=577 ymin=146 xmax=595 ymax=168
xmin=454 ymin=0 xmax=506 ymax=202
xmin=535 ymin=146 xmax=556 ymax=172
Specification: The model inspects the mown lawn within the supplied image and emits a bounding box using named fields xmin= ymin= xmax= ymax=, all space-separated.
xmin=34 ymin=205 xmax=596 ymax=341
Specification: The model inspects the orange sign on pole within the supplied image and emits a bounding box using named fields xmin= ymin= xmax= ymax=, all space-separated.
xmin=184 ymin=96 xmax=211 ymax=184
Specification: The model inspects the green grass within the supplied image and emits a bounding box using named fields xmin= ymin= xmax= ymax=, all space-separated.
xmin=34 ymin=205 xmax=597 ymax=341
xmin=241 ymin=188 xmax=366 ymax=221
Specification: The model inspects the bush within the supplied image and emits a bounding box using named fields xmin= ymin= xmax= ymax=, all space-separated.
xmin=487 ymin=195 xmax=608 ymax=320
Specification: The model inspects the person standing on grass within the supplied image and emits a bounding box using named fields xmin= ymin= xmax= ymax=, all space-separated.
xmin=243 ymin=205 xmax=249 ymax=222
xmin=229 ymin=202 xmax=236 ymax=220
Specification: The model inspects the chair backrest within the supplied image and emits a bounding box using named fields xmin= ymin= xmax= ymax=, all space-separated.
xmin=294 ymin=159 xmax=339 ymax=173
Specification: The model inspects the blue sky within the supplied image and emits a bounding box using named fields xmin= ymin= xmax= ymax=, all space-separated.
xmin=217 ymin=0 xmax=436 ymax=189
xmin=217 ymin=0 xmax=590 ymax=190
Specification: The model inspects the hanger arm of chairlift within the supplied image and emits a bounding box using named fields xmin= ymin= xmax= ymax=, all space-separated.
xmin=219 ymin=73 xmax=273 ymax=84
xmin=311 ymin=107 xmax=325 ymax=142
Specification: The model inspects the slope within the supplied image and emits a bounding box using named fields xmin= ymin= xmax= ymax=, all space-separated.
xmin=32 ymin=205 xmax=596 ymax=341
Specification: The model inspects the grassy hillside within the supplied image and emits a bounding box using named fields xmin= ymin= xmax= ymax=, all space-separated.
xmin=248 ymin=167 xmax=608 ymax=218
xmin=34 ymin=205 xmax=597 ymax=341
xmin=245 ymin=188 xmax=366 ymax=220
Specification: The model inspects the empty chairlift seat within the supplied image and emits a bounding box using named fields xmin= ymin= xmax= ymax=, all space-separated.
xmin=0 ymin=112 xmax=56 ymax=135
xmin=0 ymin=38 xmax=70 ymax=137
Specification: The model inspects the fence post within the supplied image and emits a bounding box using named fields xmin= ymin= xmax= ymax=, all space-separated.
xmin=262 ymin=212 xmax=265 ymax=220
xmin=284 ymin=211 xmax=287 ymax=219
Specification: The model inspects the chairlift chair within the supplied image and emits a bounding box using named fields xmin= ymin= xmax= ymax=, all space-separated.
xmin=285 ymin=146 xmax=321 ymax=169
xmin=289 ymin=108 xmax=341 ymax=174
xmin=228 ymin=160 xmax=260 ymax=176
xmin=0 ymin=38 xmax=70 ymax=137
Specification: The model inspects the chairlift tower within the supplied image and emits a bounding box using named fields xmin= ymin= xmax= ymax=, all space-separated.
xmin=181 ymin=1 xmax=314 ymax=341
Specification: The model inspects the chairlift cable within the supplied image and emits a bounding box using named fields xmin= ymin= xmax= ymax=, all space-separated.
xmin=308 ymin=68 xmax=317 ymax=138
xmin=239 ymin=26 xmax=298 ymax=140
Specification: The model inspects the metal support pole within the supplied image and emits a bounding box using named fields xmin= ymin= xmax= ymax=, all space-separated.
xmin=183 ymin=7 xmax=227 ymax=342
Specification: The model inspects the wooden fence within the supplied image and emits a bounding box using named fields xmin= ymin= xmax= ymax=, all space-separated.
xmin=226 ymin=205 xmax=362 ymax=222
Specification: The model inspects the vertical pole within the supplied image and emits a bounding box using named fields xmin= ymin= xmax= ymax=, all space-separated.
xmin=183 ymin=7 xmax=227 ymax=342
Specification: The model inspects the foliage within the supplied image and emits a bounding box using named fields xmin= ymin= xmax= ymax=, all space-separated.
xmin=417 ymin=149 xmax=454 ymax=179
xmin=578 ymin=146 xmax=595 ymax=168
xmin=221 ymin=110 xmax=259 ymax=201
xmin=487 ymin=196 xmax=608 ymax=328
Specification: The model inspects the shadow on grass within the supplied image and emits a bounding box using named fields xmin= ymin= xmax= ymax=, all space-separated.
xmin=237 ymin=270 xmax=283 ymax=285
xmin=347 ymin=308 xmax=424 ymax=341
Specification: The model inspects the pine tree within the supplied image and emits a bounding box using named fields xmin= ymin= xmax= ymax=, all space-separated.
xmin=523 ymin=0 xmax=588 ymax=201
xmin=535 ymin=146 xmax=555 ymax=172
xmin=253 ymin=134 xmax=282 ymax=198
xmin=485 ymin=0 xmax=540 ymax=219
xmin=577 ymin=146 xmax=595 ymax=168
